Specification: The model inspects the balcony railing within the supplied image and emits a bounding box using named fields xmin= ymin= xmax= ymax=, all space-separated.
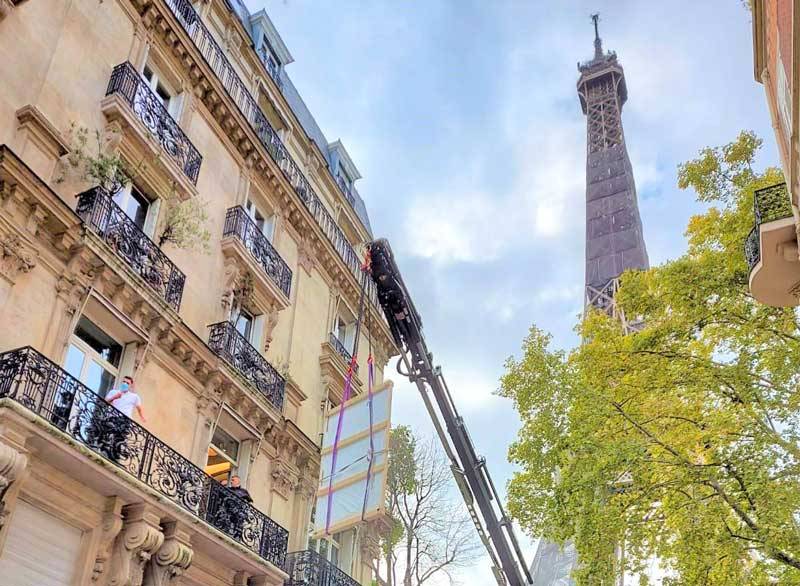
xmin=163 ymin=0 xmax=379 ymax=310
xmin=223 ymin=206 xmax=292 ymax=298
xmin=0 ymin=346 xmax=288 ymax=568
xmin=745 ymin=183 xmax=792 ymax=271
xmin=208 ymin=321 xmax=285 ymax=411
xmin=106 ymin=61 xmax=202 ymax=184
xmin=77 ymin=187 xmax=186 ymax=311
xmin=284 ymin=549 xmax=360 ymax=586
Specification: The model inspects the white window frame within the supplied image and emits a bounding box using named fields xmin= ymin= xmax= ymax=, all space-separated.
xmin=65 ymin=335 xmax=120 ymax=393
xmin=333 ymin=308 xmax=356 ymax=354
xmin=113 ymin=184 xmax=159 ymax=237
xmin=142 ymin=62 xmax=183 ymax=119
xmin=245 ymin=198 xmax=276 ymax=242
xmin=206 ymin=425 xmax=241 ymax=483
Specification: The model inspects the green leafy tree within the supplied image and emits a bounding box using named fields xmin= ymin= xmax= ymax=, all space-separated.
xmin=501 ymin=132 xmax=799 ymax=584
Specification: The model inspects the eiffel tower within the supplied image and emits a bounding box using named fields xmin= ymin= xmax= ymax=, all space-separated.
xmin=530 ymin=15 xmax=649 ymax=585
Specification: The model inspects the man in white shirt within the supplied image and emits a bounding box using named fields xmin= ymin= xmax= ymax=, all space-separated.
xmin=103 ymin=376 xmax=146 ymax=462
xmin=105 ymin=376 xmax=146 ymax=422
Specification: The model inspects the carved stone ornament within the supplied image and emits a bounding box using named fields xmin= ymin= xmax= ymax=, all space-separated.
xmin=143 ymin=522 xmax=193 ymax=586
xmin=0 ymin=441 xmax=28 ymax=529
xmin=271 ymin=458 xmax=299 ymax=499
xmin=0 ymin=234 xmax=37 ymax=284
xmin=262 ymin=304 xmax=280 ymax=352
xmin=297 ymin=239 xmax=316 ymax=275
xmin=107 ymin=504 xmax=165 ymax=586
xmin=92 ymin=497 xmax=125 ymax=582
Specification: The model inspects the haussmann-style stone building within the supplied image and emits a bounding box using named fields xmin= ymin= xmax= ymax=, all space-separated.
xmin=0 ymin=0 xmax=397 ymax=584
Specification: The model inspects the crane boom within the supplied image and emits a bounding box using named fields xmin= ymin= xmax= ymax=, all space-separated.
xmin=369 ymin=238 xmax=533 ymax=586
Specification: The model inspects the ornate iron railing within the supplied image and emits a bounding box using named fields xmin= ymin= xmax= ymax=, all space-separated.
xmin=328 ymin=333 xmax=358 ymax=373
xmin=77 ymin=187 xmax=186 ymax=311
xmin=284 ymin=549 xmax=360 ymax=586
xmin=208 ymin=321 xmax=285 ymax=411
xmin=223 ymin=206 xmax=292 ymax=298
xmin=745 ymin=183 xmax=792 ymax=271
xmin=0 ymin=346 xmax=288 ymax=567
xmin=162 ymin=0 xmax=378 ymax=309
xmin=106 ymin=61 xmax=202 ymax=184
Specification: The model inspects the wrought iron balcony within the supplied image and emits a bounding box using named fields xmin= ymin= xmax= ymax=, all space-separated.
xmin=163 ymin=0 xmax=379 ymax=310
xmin=223 ymin=206 xmax=292 ymax=298
xmin=106 ymin=61 xmax=202 ymax=184
xmin=744 ymin=183 xmax=792 ymax=271
xmin=0 ymin=346 xmax=288 ymax=568
xmin=77 ymin=187 xmax=185 ymax=311
xmin=208 ymin=320 xmax=285 ymax=411
xmin=284 ymin=549 xmax=360 ymax=586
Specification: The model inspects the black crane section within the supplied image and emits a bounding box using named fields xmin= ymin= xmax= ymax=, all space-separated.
xmin=369 ymin=238 xmax=533 ymax=586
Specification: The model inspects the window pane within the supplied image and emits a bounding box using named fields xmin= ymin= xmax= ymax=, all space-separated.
xmin=85 ymin=360 xmax=116 ymax=396
xmin=235 ymin=311 xmax=253 ymax=340
xmin=319 ymin=539 xmax=328 ymax=559
xmin=64 ymin=345 xmax=86 ymax=379
xmin=331 ymin=543 xmax=339 ymax=566
xmin=74 ymin=317 xmax=122 ymax=367
xmin=211 ymin=427 xmax=240 ymax=462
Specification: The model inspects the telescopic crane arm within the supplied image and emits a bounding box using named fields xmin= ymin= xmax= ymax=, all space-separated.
xmin=369 ymin=238 xmax=533 ymax=586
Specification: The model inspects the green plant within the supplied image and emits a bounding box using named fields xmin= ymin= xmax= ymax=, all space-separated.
xmin=157 ymin=194 xmax=212 ymax=252
xmin=56 ymin=122 xmax=141 ymax=193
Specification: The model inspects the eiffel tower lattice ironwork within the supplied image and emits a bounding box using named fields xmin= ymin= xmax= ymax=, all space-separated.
xmin=531 ymin=14 xmax=649 ymax=585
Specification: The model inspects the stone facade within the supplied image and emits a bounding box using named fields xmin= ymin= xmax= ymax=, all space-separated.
xmin=0 ymin=1 xmax=396 ymax=584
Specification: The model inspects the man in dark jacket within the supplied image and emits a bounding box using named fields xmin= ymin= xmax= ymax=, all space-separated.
xmin=229 ymin=475 xmax=253 ymax=503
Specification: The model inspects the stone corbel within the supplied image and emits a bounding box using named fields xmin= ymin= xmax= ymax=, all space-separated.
xmin=0 ymin=234 xmax=37 ymax=286
xmin=297 ymin=238 xmax=317 ymax=275
xmin=0 ymin=441 xmax=28 ymax=530
xmin=262 ymin=303 xmax=281 ymax=352
xmin=106 ymin=503 xmax=165 ymax=586
xmin=143 ymin=522 xmax=193 ymax=586
xmin=92 ymin=497 xmax=124 ymax=582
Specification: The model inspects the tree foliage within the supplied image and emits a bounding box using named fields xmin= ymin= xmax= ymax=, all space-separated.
xmin=501 ymin=132 xmax=799 ymax=584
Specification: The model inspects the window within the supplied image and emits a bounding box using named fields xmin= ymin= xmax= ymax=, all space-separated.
xmin=309 ymin=532 xmax=343 ymax=568
xmin=245 ymin=198 xmax=275 ymax=241
xmin=234 ymin=308 xmax=254 ymax=341
xmin=334 ymin=311 xmax=356 ymax=355
xmin=113 ymin=184 xmax=151 ymax=230
xmin=205 ymin=425 xmax=241 ymax=483
xmin=142 ymin=63 xmax=181 ymax=118
xmin=260 ymin=36 xmax=281 ymax=78
xmin=63 ymin=317 xmax=122 ymax=397
xmin=337 ymin=165 xmax=353 ymax=194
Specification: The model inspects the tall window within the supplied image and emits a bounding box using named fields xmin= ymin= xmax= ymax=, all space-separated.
xmin=245 ymin=198 xmax=275 ymax=242
xmin=309 ymin=532 xmax=342 ymax=568
xmin=337 ymin=165 xmax=353 ymax=193
xmin=63 ymin=317 xmax=122 ymax=397
xmin=142 ymin=62 xmax=181 ymax=119
xmin=234 ymin=308 xmax=254 ymax=341
xmin=205 ymin=425 xmax=240 ymax=483
xmin=113 ymin=184 xmax=151 ymax=230
xmin=334 ymin=307 xmax=356 ymax=355
xmin=260 ymin=36 xmax=281 ymax=79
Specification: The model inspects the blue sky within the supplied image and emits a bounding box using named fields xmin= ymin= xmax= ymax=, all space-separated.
xmin=247 ymin=1 xmax=776 ymax=582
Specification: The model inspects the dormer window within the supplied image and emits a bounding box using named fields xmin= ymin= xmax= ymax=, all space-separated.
xmin=337 ymin=166 xmax=353 ymax=193
xmin=259 ymin=36 xmax=281 ymax=81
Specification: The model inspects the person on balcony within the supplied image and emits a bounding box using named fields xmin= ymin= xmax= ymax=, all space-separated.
xmin=102 ymin=376 xmax=147 ymax=461
xmin=229 ymin=475 xmax=253 ymax=503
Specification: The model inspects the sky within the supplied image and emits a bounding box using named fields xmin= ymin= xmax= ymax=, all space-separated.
xmin=246 ymin=1 xmax=777 ymax=583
